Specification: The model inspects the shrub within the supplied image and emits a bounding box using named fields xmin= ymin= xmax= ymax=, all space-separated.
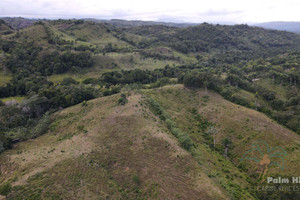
xmin=82 ymin=78 xmax=98 ymax=85
xmin=132 ymin=174 xmax=141 ymax=185
xmin=179 ymin=134 xmax=193 ymax=150
xmin=160 ymin=110 xmax=170 ymax=121
xmin=118 ymin=94 xmax=128 ymax=105
xmin=166 ymin=119 xmax=175 ymax=129
xmin=147 ymin=97 xmax=194 ymax=151
xmin=61 ymin=77 xmax=78 ymax=86
xmin=0 ymin=141 xmax=4 ymax=153
xmin=0 ymin=135 xmax=13 ymax=153
xmin=0 ymin=182 xmax=11 ymax=196
xmin=170 ymin=127 xmax=182 ymax=137
xmin=81 ymin=100 xmax=88 ymax=107
xmin=31 ymin=112 xmax=53 ymax=138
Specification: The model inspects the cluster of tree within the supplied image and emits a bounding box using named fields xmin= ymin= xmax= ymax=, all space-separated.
xmin=6 ymin=49 xmax=93 ymax=76
xmin=101 ymin=69 xmax=157 ymax=85
xmin=0 ymin=75 xmax=52 ymax=97
xmin=0 ymin=83 xmax=97 ymax=152
xmin=177 ymin=59 xmax=299 ymax=134
xmin=239 ymin=54 xmax=299 ymax=133
xmin=127 ymin=22 xmax=300 ymax=65
xmin=180 ymin=70 xmax=223 ymax=92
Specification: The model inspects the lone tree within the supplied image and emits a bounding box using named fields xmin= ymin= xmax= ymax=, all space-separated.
xmin=206 ymin=126 xmax=217 ymax=148
xmin=222 ymin=137 xmax=232 ymax=158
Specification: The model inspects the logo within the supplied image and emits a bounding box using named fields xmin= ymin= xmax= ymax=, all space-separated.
xmin=240 ymin=141 xmax=287 ymax=183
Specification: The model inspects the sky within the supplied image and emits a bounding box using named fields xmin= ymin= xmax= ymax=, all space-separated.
xmin=1 ymin=0 xmax=300 ymax=24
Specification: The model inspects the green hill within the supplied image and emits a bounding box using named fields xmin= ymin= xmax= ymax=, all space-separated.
xmin=1 ymin=85 xmax=299 ymax=199
xmin=0 ymin=91 xmax=231 ymax=199
xmin=1 ymin=18 xmax=300 ymax=199
xmin=0 ymin=20 xmax=13 ymax=35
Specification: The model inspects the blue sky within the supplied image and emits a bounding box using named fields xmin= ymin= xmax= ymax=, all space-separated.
xmin=1 ymin=0 xmax=300 ymax=24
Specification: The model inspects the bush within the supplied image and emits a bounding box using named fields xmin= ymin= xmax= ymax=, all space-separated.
xmin=170 ymin=127 xmax=182 ymax=137
xmin=82 ymin=78 xmax=98 ymax=85
xmin=0 ymin=141 xmax=4 ymax=153
xmin=259 ymin=88 xmax=276 ymax=101
xmin=118 ymin=94 xmax=128 ymax=105
xmin=231 ymin=93 xmax=251 ymax=107
xmin=166 ymin=119 xmax=175 ymax=129
xmin=132 ymin=174 xmax=141 ymax=185
xmin=270 ymin=99 xmax=284 ymax=110
xmin=0 ymin=182 xmax=11 ymax=196
xmin=31 ymin=112 xmax=53 ymax=138
xmin=0 ymin=135 xmax=12 ymax=153
xmin=179 ymin=134 xmax=193 ymax=150
xmin=147 ymin=97 xmax=194 ymax=151
xmin=160 ymin=110 xmax=170 ymax=121
xmin=61 ymin=77 xmax=78 ymax=86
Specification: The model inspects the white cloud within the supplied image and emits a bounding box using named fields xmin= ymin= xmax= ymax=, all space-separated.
xmin=0 ymin=0 xmax=300 ymax=23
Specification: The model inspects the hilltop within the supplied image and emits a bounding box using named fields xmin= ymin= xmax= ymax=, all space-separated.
xmin=1 ymin=85 xmax=299 ymax=199
xmin=0 ymin=90 xmax=230 ymax=199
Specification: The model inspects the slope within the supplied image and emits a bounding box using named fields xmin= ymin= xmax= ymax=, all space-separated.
xmin=1 ymin=17 xmax=37 ymax=30
xmin=146 ymin=85 xmax=300 ymax=198
xmin=126 ymin=23 xmax=300 ymax=64
xmin=0 ymin=20 xmax=13 ymax=35
xmin=0 ymin=92 xmax=229 ymax=199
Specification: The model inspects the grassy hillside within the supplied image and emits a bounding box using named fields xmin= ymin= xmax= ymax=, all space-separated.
xmin=1 ymin=18 xmax=300 ymax=199
xmin=1 ymin=17 xmax=36 ymax=30
xmin=145 ymin=85 xmax=300 ymax=199
xmin=0 ymin=92 xmax=231 ymax=199
xmin=1 ymin=85 xmax=299 ymax=199
xmin=0 ymin=20 xmax=13 ymax=35
xmin=127 ymin=23 xmax=300 ymax=64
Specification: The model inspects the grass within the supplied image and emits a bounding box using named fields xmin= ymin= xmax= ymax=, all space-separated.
xmin=254 ymin=78 xmax=288 ymax=100
xmin=60 ymin=22 xmax=132 ymax=49
xmin=144 ymin=86 xmax=255 ymax=199
xmin=48 ymin=51 xmax=181 ymax=83
xmin=0 ymin=72 xmax=12 ymax=85
xmin=1 ymin=84 xmax=298 ymax=199
xmin=8 ymin=25 xmax=49 ymax=47
xmin=144 ymin=84 xmax=300 ymax=198
xmin=0 ymin=92 xmax=229 ymax=199
xmin=48 ymin=73 xmax=89 ymax=83
xmin=0 ymin=96 xmax=24 ymax=103
xmin=103 ymin=52 xmax=181 ymax=70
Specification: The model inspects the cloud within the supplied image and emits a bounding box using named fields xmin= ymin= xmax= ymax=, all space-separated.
xmin=0 ymin=0 xmax=300 ymax=23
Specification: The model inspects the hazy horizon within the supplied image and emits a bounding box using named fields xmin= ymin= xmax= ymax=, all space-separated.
xmin=1 ymin=0 xmax=300 ymax=25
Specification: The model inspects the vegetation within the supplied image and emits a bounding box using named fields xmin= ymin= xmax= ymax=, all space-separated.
xmin=147 ymin=97 xmax=193 ymax=150
xmin=118 ymin=93 xmax=128 ymax=105
xmin=0 ymin=17 xmax=300 ymax=199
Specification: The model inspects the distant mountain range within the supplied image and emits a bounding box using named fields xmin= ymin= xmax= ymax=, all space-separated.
xmin=1 ymin=17 xmax=300 ymax=34
xmin=254 ymin=22 xmax=300 ymax=33
xmin=0 ymin=17 xmax=199 ymax=29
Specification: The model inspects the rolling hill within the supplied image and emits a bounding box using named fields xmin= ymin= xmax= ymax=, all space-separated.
xmin=0 ymin=90 xmax=231 ymax=199
xmin=1 ymin=18 xmax=300 ymax=199
xmin=1 ymin=85 xmax=299 ymax=199
xmin=255 ymin=22 xmax=300 ymax=34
